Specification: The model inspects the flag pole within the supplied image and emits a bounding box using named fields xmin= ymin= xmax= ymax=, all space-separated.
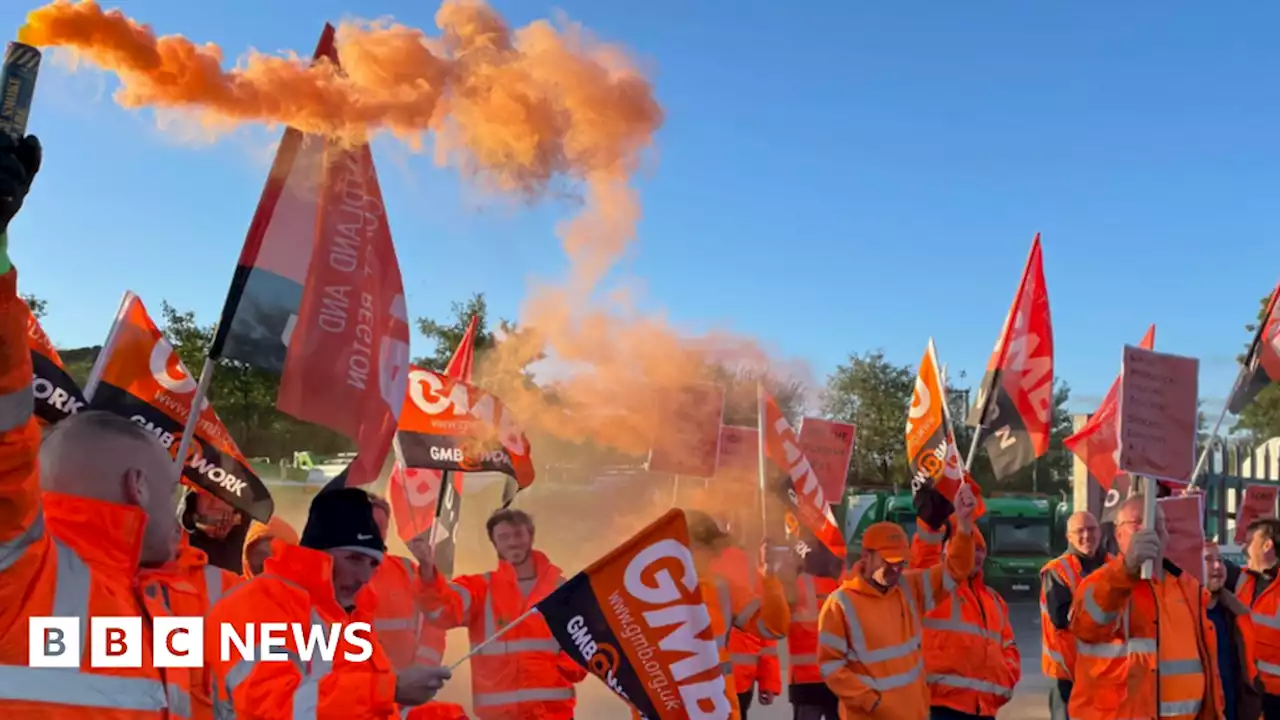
xmin=172 ymin=356 xmax=217 ymax=482
xmin=756 ymin=383 xmax=769 ymax=539
xmin=447 ymin=607 xmax=541 ymax=670
xmin=1186 ymin=371 xmax=1240 ymax=492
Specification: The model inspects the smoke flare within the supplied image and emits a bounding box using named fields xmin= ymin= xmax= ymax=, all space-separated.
xmin=23 ymin=0 xmax=792 ymax=458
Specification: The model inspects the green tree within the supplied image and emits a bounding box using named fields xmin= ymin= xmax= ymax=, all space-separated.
xmin=22 ymin=294 xmax=46 ymax=320
xmin=705 ymin=363 xmax=807 ymax=427
xmin=821 ymin=350 xmax=916 ymax=487
xmin=1235 ymin=292 xmax=1280 ymax=440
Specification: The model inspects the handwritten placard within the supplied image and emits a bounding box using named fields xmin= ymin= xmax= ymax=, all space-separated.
xmin=798 ymin=418 xmax=856 ymax=501
xmin=716 ymin=425 xmax=759 ymax=478
xmin=1159 ymin=494 xmax=1205 ymax=582
xmin=1235 ymin=485 xmax=1280 ymax=544
xmin=1118 ymin=346 xmax=1198 ymax=484
xmin=646 ymin=382 xmax=726 ymax=479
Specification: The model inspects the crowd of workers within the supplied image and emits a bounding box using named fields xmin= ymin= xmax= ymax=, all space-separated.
xmin=5 ymin=134 xmax=1280 ymax=720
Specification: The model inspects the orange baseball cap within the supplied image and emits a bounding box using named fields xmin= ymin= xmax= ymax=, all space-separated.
xmin=862 ymin=521 xmax=910 ymax=563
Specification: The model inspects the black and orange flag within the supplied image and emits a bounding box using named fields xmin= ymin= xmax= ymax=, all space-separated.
xmin=24 ymin=302 xmax=85 ymax=425
xmin=966 ymin=234 xmax=1054 ymax=480
xmin=206 ymin=25 xmax=410 ymax=488
xmin=1228 ymin=280 xmax=1280 ymax=415
xmin=539 ymin=509 xmax=731 ymax=720
xmin=84 ymin=292 xmax=274 ymax=522
xmin=1064 ymin=325 xmax=1156 ymax=490
xmin=907 ymin=339 xmax=986 ymax=528
xmin=397 ymin=365 xmax=536 ymax=489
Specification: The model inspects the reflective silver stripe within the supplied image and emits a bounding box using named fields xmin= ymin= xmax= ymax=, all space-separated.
xmin=790 ymin=653 xmax=817 ymax=665
xmin=734 ymin=598 xmax=762 ymax=628
xmin=852 ymin=659 xmax=924 ymax=691
xmin=0 ymin=666 xmax=168 ymax=710
xmin=416 ymin=645 xmax=443 ymax=664
xmin=1236 ymin=574 xmax=1249 ymax=595
xmin=926 ymin=673 xmax=1014 ymax=698
xmin=399 ymin=556 xmax=415 ymax=574
xmin=754 ymin=615 xmax=784 ymax=640
xmin=293 ymin=611 xmax=335 ymax=720
xmin=168 ymin=683 xmax=192 ymax=719
xmin=204 ymin=564 xmax=225 ymax=610
xmin=1253 ymin=608 xmax=1280 ymax=630
xmin=1076 ymin=641 xmax=1131 ymax=659
xmin=374 ymin=618 xmax=416 ymax=631
xmin=718 ymin=579 xmax=733 ymax=646
xmin=819 ymin=631 xmax=849 ymax=654
xmin=760 ymin=644 xmax=777 ymax=657
xmin=450 ymin=582 xmax=473 ymax=618
xmin=1127 ymin=638 xmax=1156 ymax=654
xmin=53 ymin=539 xmax=91 ymax=658
xmin=0 ymin=383 xmax=33 ymax=432
xmin=921 ymin=617 xmax=1003 ymax=642
xmin=819 ymin=659 xmax=844 ymax=678
xmin=473 ymin=687 xmax=575 ymax=707
xmin=732 ymin=653 xmax=756 ymax=665
xmin=0 ymin=507 xmax=41 ymax=573
xmin=1061 ymin=558 xmax=1079 ymax=588
xmin=835 ymin=590 xmax=920 ymax=663
xmin=1259 ymin=659 xmax=1280 ymax=676
xmin=1083 ymin=588 xmax=1117 ymax=625
xmin=0 ymin=510 xmax=43 ymax=572
xmin=1045 ymin=647 xmax=1065 ymax=664
xmin=1159 ymin=658 xmax=1202 ymax=675
xmin=1160 ymin=699 xmax=1202 ymax=716
xmin=474 ymin=573 xmax=560 ymax=657
xmin=721 ymin=661 xmax=732 ymax=676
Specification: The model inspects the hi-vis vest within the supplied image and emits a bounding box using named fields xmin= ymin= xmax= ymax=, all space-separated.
xmin=1039 ymin=553 xmax=1085 ymax=679
xmin=789 ymin=573 xmax=838 ymax=685
xmin=1233 ymin=570 xmax=1279 ymax=693
xmin=372 ymin=557 xmax=445 ymax=669
xmin=211 ymin=608 xmax=336 ymax=720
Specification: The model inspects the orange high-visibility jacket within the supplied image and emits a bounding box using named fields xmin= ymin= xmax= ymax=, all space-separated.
xmin=419 ymin=550 xmax=586 ymax=720
xmin=1233 ymin=569 xmax=1278 ymax=693
xmin=627 ymin=572 xmax=792 ymax=720
xmin=139 ymin=534 xmax=242 ymax=720
xmin=1038 ymin=551 xmax=1110 ymax=681
xmin=0 ymin=268 xmax=194 ymax=718
xmin=206 ymin=541 xmax=399 ymax=719
xmin=787 ymin=572 xmax=840 ymax=686
xmin=911 ymin=525 xmax=1019 ymax=716
xmin=1069 ymin=557 xmax=1223 ymax=720
xmin=818 ymin=528 xmax=974 ymax=720
xmin=371 ymin=556 xmax=446 ymax=670
xmin=712 ymin=545 xmax=783 ymax=699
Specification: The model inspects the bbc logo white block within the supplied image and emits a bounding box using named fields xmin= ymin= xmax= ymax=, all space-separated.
xmin=92 ymin=617 xmax=143 ymax=668
xmin=153 ymin=616 xmax=203 ymax=668
xmin=28 ymin=617 xmax=80 ymax=668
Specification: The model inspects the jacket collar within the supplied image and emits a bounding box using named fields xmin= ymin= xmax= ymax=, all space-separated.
xmin=44 ymin=492 xmax=147 ymax=575
xmin=262 ymin=541 xmax=373 ymax=617
xmin=493 ymin=549 xmax=557 ymax=585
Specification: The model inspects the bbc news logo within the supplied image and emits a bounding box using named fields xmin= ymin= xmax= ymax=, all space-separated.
xmin=29 ymin=618 xmax=375 ymax=668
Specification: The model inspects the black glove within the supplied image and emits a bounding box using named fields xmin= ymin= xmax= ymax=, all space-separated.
xmin=0 ymin=133 xmax=41 ymax=233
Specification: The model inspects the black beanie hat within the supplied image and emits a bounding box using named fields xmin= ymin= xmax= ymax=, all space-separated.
xmin=300 ymin=488 xmax=386 ymax=559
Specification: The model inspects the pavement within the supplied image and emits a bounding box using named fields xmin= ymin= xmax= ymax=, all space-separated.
xmin=432 ymin=601 xmax=1053 ymax=719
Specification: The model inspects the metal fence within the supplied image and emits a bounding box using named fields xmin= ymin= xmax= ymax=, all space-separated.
xmin=1200 ymin=438 xmax=1279 ymax=544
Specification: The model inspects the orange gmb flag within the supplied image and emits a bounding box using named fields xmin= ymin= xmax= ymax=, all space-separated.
xmin=537 ymin=509 xmax=730 ymax=719
xmin=397 ymin=365 xmax=536 ymax=489
xmin=967 ymin=234 xmax=1054 ymax=480
xmin=907 ymin=338 xmax=985 ymax=528
xmin=1063 ymin=325 xmax=1155 ymax=490
xmin=1228 ymin=279 xmax=1280 ymax=415
xmin=388 ymin=316 xmax=479 ymax=544
xmin=84 ymin=292 xmax=273 ymax=522
xmin=207 ymin=25 xmax=410 ymax=488
xmin=25 ymin=301 xmax=86 ymax=426
xmin=759 ymin=386 xmax=846 ymax=560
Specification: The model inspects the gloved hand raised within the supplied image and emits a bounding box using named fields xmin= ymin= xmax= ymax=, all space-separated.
xmin=0 ymin=133 xmax=40 ymax=234
xmin=1123 ymin=528 xmax=1162 ymax=577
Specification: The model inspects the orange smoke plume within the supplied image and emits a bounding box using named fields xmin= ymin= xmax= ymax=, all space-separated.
xmin=23 ymin=1 xmax=791 ymax=459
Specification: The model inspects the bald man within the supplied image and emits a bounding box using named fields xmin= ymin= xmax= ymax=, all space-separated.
xmin=1039 ymin=511 xmax=1109 ymax=719
xmin=1069 ymin=496 xmax=1223 ymax=719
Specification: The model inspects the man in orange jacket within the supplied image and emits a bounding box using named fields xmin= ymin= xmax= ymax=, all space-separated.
xmin=783 ymin=541 xmax=843 ymax=719
xmin=911 ymin=522 xmax=1019 ymax=719
xmin=419 ymin=508 xmax=587 ymax=720
xmin=713 ymin=536 xmax=783 ymax=718
xmin=206 ymin=487 xmax=453 ymax=718
xmin=0 ymin=136 xmax=199 ymax=714
xmin=818 ymin=482 xmax=977 ymax=719
xmin=1039 ymin=510 xmax=1108 ymax=720
xmin=1069 ymin=494 xmax=1223 ymax=720
xmin=1236 ymin=517 xmax=1280 ymax=719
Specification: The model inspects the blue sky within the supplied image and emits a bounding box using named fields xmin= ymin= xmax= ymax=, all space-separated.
xmin=8 ymin=1 xmax=1279 ymax=422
